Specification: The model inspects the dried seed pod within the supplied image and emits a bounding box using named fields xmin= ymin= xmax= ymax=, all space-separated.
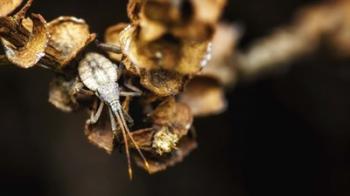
xmin=0 ymin=0 xmax=23 ymax=17
xmin=0 ymin=0 xmax=33 ymax=48
xmin=127 ymin=0 xmax=226 ymax=42
xmin=134 ymin=136 xmax=197 ymax=174
xmin=1 ymin=13 xmax=49 ymax=68
xmin=152 ymin=126 xmax=179 ymax=155
xmin=118 ymin=24 xmax=212 ymax=75
xmin=129 ymin=127 xmax=155 ymax=151
xmin=48 ymin=76 xmax=95 ymax=112
xmin=85 ymin=106 xmax=115 ymax=154
xmin=42 ymin=16 xmax=96 ymax=69
xmin=130 ymin=126 xmax=179 ymax=155
xmin=179 ymin=78 xmax=227 ymax=117
xmin=201 ymin=23 xmax=240 ymax=86
xmin=151 ymin=97 xmax=193 ymax=137
xmin=140 ymin=69 xmax=186 ymax=96
xmin=48 ymin=77 xmax=79 ymax=112
xmin=104 ymin=23 xmax=128 ymax=62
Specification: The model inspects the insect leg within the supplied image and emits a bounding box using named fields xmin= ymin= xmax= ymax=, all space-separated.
xmin=123 ymin=78 xmax=143 ymax=94
xmin=71 ymin=79 xmax=95 ymax=96
xmin=108 ymin=108 xmax=118 ymax=135
xmin=120 ymin=91 xmax=142 ymax=97
xmin=121 ymin=108 xmax=134 ymax=125
xmin=97 ymin=42 xmax=122 ymax=54
xmin=88 ymin=101 xmax=104 ymax=124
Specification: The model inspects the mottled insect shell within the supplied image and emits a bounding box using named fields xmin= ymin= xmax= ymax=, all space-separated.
xmin=78 ymin=52 xmax=118 ymax=91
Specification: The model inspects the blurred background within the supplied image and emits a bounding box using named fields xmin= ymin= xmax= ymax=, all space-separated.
xmin=1 ymin=0 xmax=350 ymax=195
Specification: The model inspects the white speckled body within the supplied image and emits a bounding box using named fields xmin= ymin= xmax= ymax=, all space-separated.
xmin=78 ymin=52 xmax=118 ymax=91
xmin=78 ymin=52 xmax=121 ymax=111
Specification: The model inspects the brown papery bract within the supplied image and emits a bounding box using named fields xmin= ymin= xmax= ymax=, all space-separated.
xmin=201 ymin=23 xmax=240 ymax=86
xmin=134 ymin=136 xmax=197 ymax=174
xmin=105 ymin=23 xmax=128 ymax=62
xmin=42 ymin=16 xmax=96 ymax=69
xmin=0 ymin=0 xmax=23 ymax=17
xmin=140 ymin=69 xmax=186 ymax=96
xmin=48 ymin=76 xmax=80 ymax=112
xmin=151 ymin=97 xmax=193 ymax=137
xmin=85 ymin=105 xmax=115 ymax=154
xmin=179 ymin=78 xmax=227 ymax=117
xmin=1 ymin=13 xmax=48 ymax=68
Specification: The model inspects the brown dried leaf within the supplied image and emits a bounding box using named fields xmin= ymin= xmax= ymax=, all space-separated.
xmin=140 ymin=69 xmax=186 ymax=96
xmin=1 ymin=13 xmax=48 ymax=68
xmin=85 ymin=107 xmax=114 ymax=154
xmin=134 ymin=136 xmax=197 ymax=174
xmin=179 ymin=78 xmax=227 ymax=117
xmin=0 ymin=0 xmax=23 ymax=17
xmin=43 ymin=16 xmax=95 ymax=69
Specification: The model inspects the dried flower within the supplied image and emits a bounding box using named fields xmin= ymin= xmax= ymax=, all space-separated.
xmin=0 ymin=0 xmax=23 ymax=17
xmin=1 ymin=13 xmax=48 ymax=68
xmin=41 ymin=16 xmax=95 ymax=69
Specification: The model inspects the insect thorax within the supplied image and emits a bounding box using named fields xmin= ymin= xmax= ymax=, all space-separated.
xmin=97 ymin=82 xmax=121 ymax=111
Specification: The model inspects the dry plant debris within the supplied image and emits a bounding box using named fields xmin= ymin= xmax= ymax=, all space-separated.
xmin=3 ymin=0 xmax=350 ymax=179
xmin=0 ymin=0 xmax=23 ymax=17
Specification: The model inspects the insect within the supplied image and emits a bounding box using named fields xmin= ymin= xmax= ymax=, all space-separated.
xmin=78 ymin=52 xmax=149 ymax=179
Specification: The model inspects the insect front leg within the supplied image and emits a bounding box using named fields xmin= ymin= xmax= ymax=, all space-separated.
xmin=88 ymin=101 xmax=104 ymax=124
xmin=71 ymin=78 xmax=95 ymax=96
xmin=120 ymin=91 xmax=142 ymax=97
xmin=120 ymin=79 xmax=143 ymax=97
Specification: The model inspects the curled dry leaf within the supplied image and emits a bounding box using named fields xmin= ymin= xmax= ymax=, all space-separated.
xmin=42 ymin=16 xmax=96 ymax=69
xmin=84 ymin=105 xmax=114 ymax=154
xmin=179 ymin=78 xmax=227 ymax=117
xmin=1 ymin=13 xmax=48 ymax=68
xmin=134 ymin=136 xmax=197 ymax=174
xmin=0 ymin=0 xmax=23 ymax=17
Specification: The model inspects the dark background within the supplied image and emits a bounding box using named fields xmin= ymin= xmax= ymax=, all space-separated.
xmin=1 ymin=0 xmax=350 ymax=195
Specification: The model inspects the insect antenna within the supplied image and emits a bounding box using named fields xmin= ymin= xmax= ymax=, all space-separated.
xmin=115 ymin=111 xmax=133 ymax=179
xmin=114 ymin=109 xmax=150 ymax=179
